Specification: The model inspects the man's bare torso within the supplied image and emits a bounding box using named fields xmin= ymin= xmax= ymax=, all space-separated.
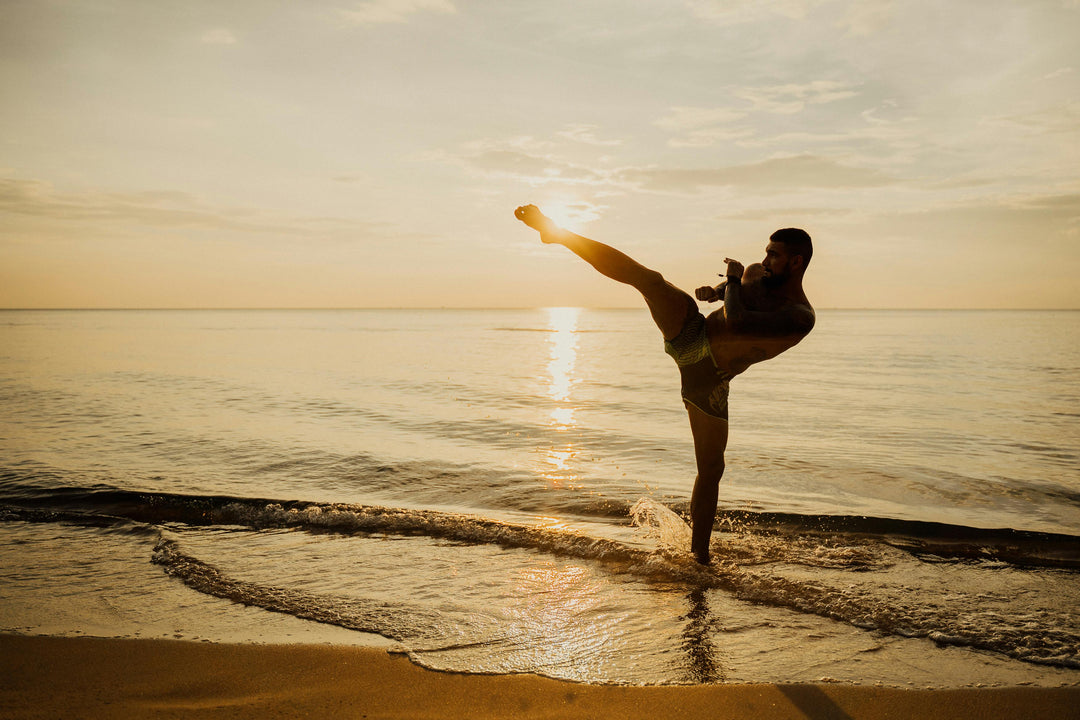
xmin=705 ymin=292 xmax=814 ymax=377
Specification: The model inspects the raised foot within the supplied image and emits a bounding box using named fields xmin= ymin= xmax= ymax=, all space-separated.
xmin=514 ymin=204 xmax=559 ymax=241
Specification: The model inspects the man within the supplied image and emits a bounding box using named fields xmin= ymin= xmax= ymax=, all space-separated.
xmin=514 ymin=204 xmax=814 ymax=564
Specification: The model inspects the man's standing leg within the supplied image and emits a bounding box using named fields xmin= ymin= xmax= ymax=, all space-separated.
xmin=687 ymin=405 xmax=728 ymax=564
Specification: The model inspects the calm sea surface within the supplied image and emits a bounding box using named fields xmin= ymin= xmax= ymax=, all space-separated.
xmin=1 ymin=309 xmax=1078 ymax=685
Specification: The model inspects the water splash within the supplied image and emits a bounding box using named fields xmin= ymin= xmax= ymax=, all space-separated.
xmin=630 ymin=497 xmax=692 ymax=553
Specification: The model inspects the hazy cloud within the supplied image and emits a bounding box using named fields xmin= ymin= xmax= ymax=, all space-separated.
xmin=1043 ymin=67 xmax=1074 ymax=80
xmin=840 ymin=0 xmax=895 ymax=36
xmin=654 ymin=106 xmax=751 ymax=147
xmin=200 ymin=28 xmax=237 ymax=45
xmin=557 ymin=124 xmax=623 ymax=147
xmin=0 ymin=179 xmax=238 ymax=228
xmin=989 ymin=101 xmax=1080 ymax=137
xmin=340 ymin=0 xmax=456 ymax=25
xmin=860 ymin=99 xmax=907 ymax=125
xmin=1007 ymin=193 xmax=1080 ymax=230
xmin=621 ymin=155 xmax=896 ymax=192
xmin=685 ymin=0 xmax=827 ymax=25
xmin=869 ymin=192 xmax=1080 ymax=246
xmin=667 ymin=127 xmax=757 ymax=148
xmin=0 ymin=178 xmax=378 ymax=239
xmin=438 ymin=137 xmax=613 ymax=186
xmin=734 ymin=81 xmax=860 ymax=115
xmin=654 ymin=83 xmax=860 ymax=146
xmin=655 ymin=106 xmax=748 ymax=131
xmin=469 ymin=150 xmax=556 ymax=177
xmin=467 ymin=150 xmax=607 ymax=184
xmin=721 ymin=206 xmax=854 ymax=221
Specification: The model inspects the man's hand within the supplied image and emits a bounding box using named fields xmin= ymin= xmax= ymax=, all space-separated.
xmin=695 ymin=282 xmax=725 ymax=303
xmin=724 ymin=258 xmax=745 ymax=280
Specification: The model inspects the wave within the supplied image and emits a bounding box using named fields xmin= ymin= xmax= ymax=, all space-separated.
xmin=711 ymin=507 xmax=1080 ymax=570
xmin=3 ymin=483 xmax=1079 ymax=670
xmin=4 ymin=480 xmax=1079 ymax=569
xmin=150 ymin=536 xmax=465 ymax=645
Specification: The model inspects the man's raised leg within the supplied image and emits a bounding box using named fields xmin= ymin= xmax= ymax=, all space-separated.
xmin=515 ymin=205 xmax=691 ymax=339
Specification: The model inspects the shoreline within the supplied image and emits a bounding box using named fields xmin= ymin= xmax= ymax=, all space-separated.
xmin=3 ymin=635 xmax=1078 ymax=720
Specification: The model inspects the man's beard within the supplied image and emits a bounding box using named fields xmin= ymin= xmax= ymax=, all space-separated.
xmin=761 ymin=270 xmax=786 ymax=288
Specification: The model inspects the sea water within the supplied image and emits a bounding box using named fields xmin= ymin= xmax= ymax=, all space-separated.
xmin=1 ymin=308 xmax=1078 ymax=686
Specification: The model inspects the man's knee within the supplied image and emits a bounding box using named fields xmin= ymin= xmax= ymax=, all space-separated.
xmin=698 ymin=455 xmax=725 ymax=480
xmin=635 ymin=268 xmax=667 ymax=293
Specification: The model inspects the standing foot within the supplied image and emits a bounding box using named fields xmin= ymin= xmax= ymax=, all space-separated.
xmin=692 ymin=543 xmax=711 ymax=566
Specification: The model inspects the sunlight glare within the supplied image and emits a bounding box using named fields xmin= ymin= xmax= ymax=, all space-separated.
xmin=540 ymin=199 xmax=602 ymax=230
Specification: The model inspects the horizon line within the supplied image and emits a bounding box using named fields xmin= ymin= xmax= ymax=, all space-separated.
xmin=1 ymin=306 xmax=1077 ymax=312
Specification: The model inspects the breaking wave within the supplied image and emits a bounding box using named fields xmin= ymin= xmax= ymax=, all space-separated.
xmin=3 ymin=482 xmax=1079 ymax=670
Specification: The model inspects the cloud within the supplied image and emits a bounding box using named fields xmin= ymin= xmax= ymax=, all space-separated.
xmin=732 ymin=122 xmax=922 ymax=161
xmin=859 ymin=99 xmax=906 ymax=126
xmin=200 ymin=28 xmax=237 ymax=45
xmin=989 ymin=101 xmax=1080 ymax=137
xmin=0 ymin=178 xmax=241 ymax=228
xmin=1005 ymin=193 xmax=1080 ymax=228
xmin=654 ymin=106 xmax=751 ymax=147
xmin=468 ymin=150 xmax=607 ymax=184
xmin=442 ymin=133 xmax=897 ymax=196
xmin=654 ymin=106 xmax=748 ymax=132
xmin=666 ymin=127 xmax=757 ymax=148
xmin=721 ymin=206 xmax=854 ymax=221
xmin=861 ymin=192 xmax=1080 ymax=233
xmin=556 ymin=124 xmax=623 ymax=147
xmin=620 ymin=155 xmax=896 ymax=192
xmin=653 ymin=83 xmax=859 ymax=146
xmin=866 ymin=192 xmax=1080 ymax=249
xmin=839 ymin=0 xmax=894 ymax=36
xmin=0 ymin=178 xmax=380 ymax=240
xmin=436 ymin=138 xmax=612 ymax=187
xmin=685 ymin=0 xmax=827 ymax=26
xmin=469 ymin=150 xmax=557 ymax=177
xmin=339 ymin=0 xmax=456 ymax=25
xmin=734 ymin=80 xmax=860 ymax=115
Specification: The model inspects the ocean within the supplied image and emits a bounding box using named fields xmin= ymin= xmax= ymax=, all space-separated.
xmin=1 ymin=308 xmax=1078 ymax=687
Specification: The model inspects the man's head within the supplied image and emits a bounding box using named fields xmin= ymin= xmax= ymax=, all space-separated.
xmin=761 ymin=228 xmax=812 ymax=288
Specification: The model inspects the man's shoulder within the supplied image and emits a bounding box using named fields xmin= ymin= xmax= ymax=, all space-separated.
xmin=787 ymin=301 xmax=815 ymax=334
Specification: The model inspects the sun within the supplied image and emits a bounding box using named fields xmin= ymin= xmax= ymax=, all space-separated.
xmin=539 ymin=198 xmax=601 ymax=230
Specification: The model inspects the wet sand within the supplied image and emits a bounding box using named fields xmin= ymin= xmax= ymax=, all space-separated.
xmin=2 ymin=635 xmax=1077 ymax=720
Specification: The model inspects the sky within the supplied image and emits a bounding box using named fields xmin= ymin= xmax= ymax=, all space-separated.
xmin=1 ymin=0 xmax=1078 ymax=309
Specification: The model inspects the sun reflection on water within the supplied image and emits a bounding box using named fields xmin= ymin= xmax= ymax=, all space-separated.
xmin=506 ymin=562 xmax=610 ymax=678
xmin=542 ymin=307 xmax=581 ymax=484
xmin=546 ymin=307 xmax=579 ymax=419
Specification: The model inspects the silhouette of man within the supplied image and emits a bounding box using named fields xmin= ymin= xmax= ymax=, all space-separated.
xmin=515 ymin=205 xmax=814 ymax=564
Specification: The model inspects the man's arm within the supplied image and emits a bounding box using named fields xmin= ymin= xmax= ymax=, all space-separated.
xmin=695 ymin=280 xmax=727 ymax=303
xmin=723 ymin=282 xmax=814 ymax=336
xmin=723 ymin=260 xmax=814 ymax=337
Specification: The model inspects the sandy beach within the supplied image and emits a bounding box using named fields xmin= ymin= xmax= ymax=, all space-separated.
xmin=2 ymin=635 xmax=1077 ymax=720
